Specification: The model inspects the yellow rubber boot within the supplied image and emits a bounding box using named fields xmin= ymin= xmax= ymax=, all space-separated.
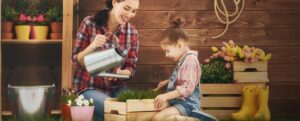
xmin=254 ymin=86 xmax=271 ymax=121
xmin=231 ymin=85 xmax=259 ymax=121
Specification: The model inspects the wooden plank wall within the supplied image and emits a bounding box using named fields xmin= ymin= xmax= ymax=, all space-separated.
xmin=77 ymin=0 xmax=300 ymax=118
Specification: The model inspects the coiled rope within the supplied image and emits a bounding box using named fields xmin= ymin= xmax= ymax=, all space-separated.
xmin=212 ymin=0 xmax=245 ymax=39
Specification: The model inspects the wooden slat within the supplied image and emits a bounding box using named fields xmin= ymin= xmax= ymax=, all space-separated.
xmin=201 ymin=97 xmax=242 ymax=108
xmin=0 ymin=0 xmax=2 ymax=117
xmin=62 ymin=0 xmax=74 ymax=89
xmin=137 ymin=46 xmax=300 ymax=65
xmin=127 ymin=112 xmax=158 ymax=121
xmin=137 ymin=29 xmax=300 ymax=47
xmin=104 ymin=99 xmax=127 ymax=115
xmin=80 ymin=0 xmax=300 ymax=11
xmin=233 ymin=61 xmax=268 ymax=72
xmin=203 ymin=110 xmax=239 ymax=119
xmin=129 ymin=64 xmax=300 ymax=83
xmin=234 ymin=72 xmax=269 ymax=83
xmin=127 ymin=99 xmax=158 ymax=113
xmin=104 ymin=113 xmax=126 ymax=121
xmin=80 ymin=11 xmax=300 ymax=29
xmin=201 ymin=83 xmax=265 ymax=94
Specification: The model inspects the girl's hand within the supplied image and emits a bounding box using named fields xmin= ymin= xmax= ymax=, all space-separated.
xmin=154 ymin=94 xmax=168 ymax=109
xmin=153 ymin=80 xmax=168 ymax=91
xmin=89 ymin=34 xmax=107 ymax=51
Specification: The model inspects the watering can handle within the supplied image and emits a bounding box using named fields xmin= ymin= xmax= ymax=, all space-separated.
xmin=104 ymin=32 xmax=118 ymax=48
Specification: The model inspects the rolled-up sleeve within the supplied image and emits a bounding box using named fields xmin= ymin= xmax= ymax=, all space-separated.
xmin=124 ymin=30 xmax=139 ymax=76
xmin=176 ymin=56 xmax=201 ymax=98
xmin=72 ymin=17 xmax=91 ymax=69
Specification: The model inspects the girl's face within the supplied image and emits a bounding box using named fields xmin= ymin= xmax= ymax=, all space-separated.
xmin=161 ymin=41 xmax=185 ymax=61
xmin=112 ymin=0 xmax=139 ymax=25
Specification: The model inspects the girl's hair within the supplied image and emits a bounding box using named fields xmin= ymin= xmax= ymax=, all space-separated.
xmin=93 ymin=0 xmax=124 ymax=26
xmin=161 ymin=16 xmax=189 ymax=45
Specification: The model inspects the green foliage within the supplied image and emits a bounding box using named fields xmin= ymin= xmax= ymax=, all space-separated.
xmin=2 ymin=6 xmax=18 ymax=21
xmin=45 ymin=6 xmax=62 ymax=22
xmin=117 ymin=89 xmax=160 ymax=102
xmin=201 ymin=58 xmax=233 ymax=83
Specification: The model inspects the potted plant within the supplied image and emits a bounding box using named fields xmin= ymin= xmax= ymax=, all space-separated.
xmin=45 ymin=6 xmax=62 ymax=39
xmin=14 ymin=12 xmax=31 ymax=40
xmin=67 ymin=94 xmax=94 ymax=121
xmin=61 ymin=89 xmax=77 ymax=121
xmin=1 ymin=6 xmax=18 ymax=39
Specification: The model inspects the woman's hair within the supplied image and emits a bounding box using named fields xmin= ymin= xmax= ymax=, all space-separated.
xmin=93 ymin=0 xmax=124 ymax=26
xmin=161 ymin=16 xmax=189 ymax=45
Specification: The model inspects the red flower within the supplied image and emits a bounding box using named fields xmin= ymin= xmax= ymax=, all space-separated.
xmin=19 ymin=13 xmax=27 ymax=22
xmin=32 ymin=16 xmax=37 ymax=22
xmin=26 ymin=16 xmax=32 ymax=22
xmin=37 ymin=14 xmax=45 ymax=22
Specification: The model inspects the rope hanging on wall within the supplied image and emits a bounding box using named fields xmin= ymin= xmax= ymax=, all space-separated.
xmin=212 ymin=0 xmax=245 ymax=39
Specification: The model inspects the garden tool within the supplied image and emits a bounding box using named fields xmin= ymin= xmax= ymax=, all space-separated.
xmin=84 ymin=47 xmax=129 ymax=78
xmin=84 ymin=32 xmax=130 ymax=79
xmin=231 ymin=85 xmax=259 ymax=121
xmin=254 ymin=86 xmax=271 ymax=121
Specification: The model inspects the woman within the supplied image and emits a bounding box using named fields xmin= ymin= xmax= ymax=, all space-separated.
xmin=71 ymin=0 xmax=140 ymax=120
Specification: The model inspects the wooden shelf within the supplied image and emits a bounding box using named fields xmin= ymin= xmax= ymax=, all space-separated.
xmin=1 ymin=110 xmax=61 ymax=116
xmin=1 ymin=39 xmax=62 ymax=44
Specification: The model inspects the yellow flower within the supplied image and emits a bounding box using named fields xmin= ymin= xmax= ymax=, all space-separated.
xmin=211 ymin=46 xmax=219 ymax=53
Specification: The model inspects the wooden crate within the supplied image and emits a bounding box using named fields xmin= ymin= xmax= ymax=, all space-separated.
xmin=200 ymin=83 xmax=266 ymax=119
xmin=104 ymin=98 xmax=159 ymax=121
xmin=233 ymin=61 xmax=269 ymax=83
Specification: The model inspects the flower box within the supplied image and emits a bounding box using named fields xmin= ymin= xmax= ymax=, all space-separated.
xmin=200 ymin=83 xmax=266 ymax=119
xmin=104 ymin=98 xmax=159 ymax=121
xmin=233 ymin=61 xmax=269 ymax=83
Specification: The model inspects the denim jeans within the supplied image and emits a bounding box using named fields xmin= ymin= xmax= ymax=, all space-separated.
xmin=80 ymin=87 xmax=128 ymax=121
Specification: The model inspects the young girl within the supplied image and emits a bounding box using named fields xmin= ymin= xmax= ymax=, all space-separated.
xmin=152 ymin=18 xmax=218 ymax=121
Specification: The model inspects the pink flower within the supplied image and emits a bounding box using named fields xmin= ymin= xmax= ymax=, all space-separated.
xmin=32 ymin=16 xmax=37 ymax=22
xmin=26 ymin=16 xmax=32 ymax=22
xmin=204 ymin=59 xmax=210 ymax=63
xmin=19 ymin=13 xmax=27 ymax=22
xmin=226 ymin=63 xmax=231 ymax=69
xmin=37 ymin=14 xmax=45 ymax=22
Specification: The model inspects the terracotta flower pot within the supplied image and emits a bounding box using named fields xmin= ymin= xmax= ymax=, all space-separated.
xmin=15 ymin=25 xmax=31 ymax=40
xmin=50 ymin=22 xmax=62 ymax=33
xmin=1 ymin=33 xmax=14 ymax=39
xmin=61 ymin=103 xmax=72 ymax=121
xmin=1 ymin=21 xmax=14 ymax=33
xmin=31 ymin=25 xmax=49 ymax=39
xmin=50 ymin=33 xmax=62 ymax=39
xmin=70 ymin=106 xmax=94 ymax=121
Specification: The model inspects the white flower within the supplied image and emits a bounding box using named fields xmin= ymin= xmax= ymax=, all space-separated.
xmin=83 ymin=100 xmax=89 ymax=106
xmin=89 ymin=98 xmax=94 ymax=104
xmin=67 ymin=100 xmax=72 ymax=106
xmin=76 ymin=99 xmax=83 ymax=106
xmin=78 ymin=95 xmax=84 ymax=100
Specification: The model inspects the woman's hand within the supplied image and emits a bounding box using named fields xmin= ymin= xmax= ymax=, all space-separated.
xmin=154 ymin=94 xmax=168 ymax=109
xmin=153 ymin=80 xmax=168 ymax=91
xmin=88 ymin=34 xmax=107 ymax=51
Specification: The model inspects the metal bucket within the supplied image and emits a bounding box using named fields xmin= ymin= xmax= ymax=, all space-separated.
xmin=8 ymin=84 xmax=55 ymax=121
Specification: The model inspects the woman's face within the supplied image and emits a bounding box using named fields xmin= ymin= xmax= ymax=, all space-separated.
xmin=112 ymin=0 xmax=139 ymax=25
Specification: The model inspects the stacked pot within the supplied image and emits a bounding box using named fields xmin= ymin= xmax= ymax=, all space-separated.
xmin=1 ymin=21 xmax=14 ymax=39
xmin=50 ymin=21 xmax=62 ymax=39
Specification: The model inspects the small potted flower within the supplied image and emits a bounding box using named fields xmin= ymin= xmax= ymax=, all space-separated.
xmin=29 ymin=11 xmax=50 ymax=40
xmin=14 ymin=12 xmax=31 ymax=40
xmin=1 ymin=6 xmax=18 ymax=39
xmin=67 ymin=94 xmax=94 ymax=121
xmin=45 ymin=6 xmax=62 ymax=39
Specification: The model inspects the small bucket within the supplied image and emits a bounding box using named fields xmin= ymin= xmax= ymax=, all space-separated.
xmin=8 ymin=84 xmax=55 ymax=121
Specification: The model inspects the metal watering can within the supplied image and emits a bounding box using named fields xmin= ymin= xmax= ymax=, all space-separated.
xmin=84 ymin=47 xmax=129 ymax=78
